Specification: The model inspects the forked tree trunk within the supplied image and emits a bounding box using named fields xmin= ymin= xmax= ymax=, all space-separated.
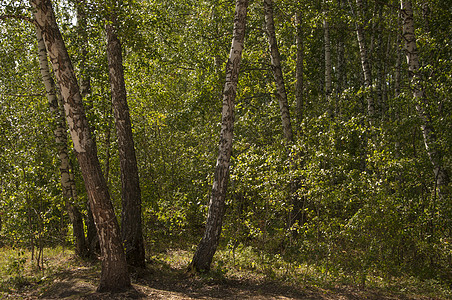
xmin=106 ymin=18 xmax=145 ymax=268
xmin=31 ymin=0 xmax=130 ymax=292
xmin=36 ymin=26 xmax=88 ymax=258
xmin=264 ymin=0 xmax=293 ymax=143
xmin=401 ymin=0 xmax=449 ymax=198
xmin=189 ymin=0 xmax=248 ymax=272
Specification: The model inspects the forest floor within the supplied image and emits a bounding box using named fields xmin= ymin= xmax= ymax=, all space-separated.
xmin=1 ymin=248 xmax=450 ymax=300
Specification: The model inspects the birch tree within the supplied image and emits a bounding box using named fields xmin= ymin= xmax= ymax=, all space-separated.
xmin=355 ymin=0 xmax=374 ymax=120
xmin=31 ymin=0 xmax=130 ymax=291
xmin=106 ymin=11 xmax=145 ymax=268
xmin=401 ymin=0 xmax=449 ymax=198
xmin=36 ymin=26 xmax=88 ymax=258
xmin=189 ymin=0 xmax=248 ymax=272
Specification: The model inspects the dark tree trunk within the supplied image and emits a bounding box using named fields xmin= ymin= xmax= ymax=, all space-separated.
xmin=31 ymin=0 xmax=130 ymax=292
xmin=106 ymin=18 xmax=145 ymax=268
xmin=189 ymin=0 xmax=248 ymax=272
xmin=86 ymin=200 xmax=100 ymax=257
xmin=264 ymin=0 xmax=301 ymax=228
xmin=73 ymin=0 xmax=100 ymax=259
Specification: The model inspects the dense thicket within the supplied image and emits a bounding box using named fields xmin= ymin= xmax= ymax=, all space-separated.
xmin=0 ymin=0 xmax=451 ymax=286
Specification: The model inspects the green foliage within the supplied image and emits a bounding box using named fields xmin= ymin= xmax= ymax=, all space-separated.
xmin=0 ymin=0 xmax=451 ymax=292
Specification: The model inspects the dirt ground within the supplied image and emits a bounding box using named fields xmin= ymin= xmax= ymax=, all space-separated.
xmin=7 ymin=259 xmax=444 ymax=300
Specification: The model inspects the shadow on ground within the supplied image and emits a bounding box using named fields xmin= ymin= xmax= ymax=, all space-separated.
xmin=29 ymin=260 xmax=440 ymax=300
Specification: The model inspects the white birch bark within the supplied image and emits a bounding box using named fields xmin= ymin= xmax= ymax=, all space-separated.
xmin=31 ymin=0 xmax=130 ymax=291
xmin=355 ymin=0 xmax=375 ymax=120
xmin=401 ymin=0 xmax=449 ymax=197
xmin=190 ymin=0 xmax=248 ymax=272
xmin=36 ymin=26 xmax=88 ymax=257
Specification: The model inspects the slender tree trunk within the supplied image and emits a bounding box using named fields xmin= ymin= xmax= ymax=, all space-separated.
xmin=355 ymin=0 xmax=374 ymax=120
xmin=264 ymin=0 xmax=300 ymax=228
xmin=295 ymin=12 xmax=304 ymax=132
xmin=323 ymin=14 xmax=332 ymax=116
xmin=264 ymin=0 xmax=293 ymax=143
xmin=75 ymin=0 xmax=92 ymax=100
xmin=106 ymin=17 xmax=145 ymax=268
xmin=401 ymin=0 xmax=449 ymax=198
xmin=36 ymin=26 xmax=88 ymax=258
xmin=31 ymin=0 xmax=130 ymax=292
xmin=189 ymin=0 xmax=248 ymax=272
xmin=336 ymin=0 xmax=346 ymax=116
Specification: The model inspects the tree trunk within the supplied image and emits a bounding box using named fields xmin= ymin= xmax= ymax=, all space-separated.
xmin=36 ymin=26 xmax=88 ymax=258
xmin=31 ymin=0 xmax=130 ymax=292
xmin=264 ymin=0 xmax=293 ymax=143
xmin=264 ymin=0 xmax=300 ymax=228
xmin=75 ymin=0 xmax=92 ymax=100
xmin=336 ymin=0 xmax=346 ymax=113
xmin=73 ymin=0 xmax=101 ymax=259
xmin=355 ymin=0 xmax=374 ymax=120
xmin=323 ymin=14 xmax=332 ymax=116
xmin=295 ymin=12 xmax=304 ymax=132
xmin=106 ymin=18 xmax=146 ymax=268
xmin=401 ymin=0 xmax=449 ymax=198
xmin=189 ymin=0 xmax=248 ymax=272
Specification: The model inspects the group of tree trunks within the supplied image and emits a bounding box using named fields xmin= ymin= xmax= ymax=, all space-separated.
xmin=17 ymin=0 xmax=449 ymax=292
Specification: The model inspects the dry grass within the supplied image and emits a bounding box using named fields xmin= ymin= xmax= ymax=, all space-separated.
xmin=0 ymin=246 xmax=450 ymax=299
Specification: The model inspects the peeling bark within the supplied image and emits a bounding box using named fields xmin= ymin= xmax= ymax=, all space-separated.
xmin=190 ymin=0 xmax=248 ymax=272
xmin=36 ymin=26 xmax=88 ymax=258
xmin=31 ymin=0 xmax=130 ymax=292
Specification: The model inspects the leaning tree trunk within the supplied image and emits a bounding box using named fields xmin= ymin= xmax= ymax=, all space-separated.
xmin=36 ymin=26 xmax=88 ymax=258
xmin=106 ymin=17 xmax=145 ymax=268
xmin=264 ymin=0 xmax=293 ymax=143
xmin=31 ymin=0 xmax=130 ymax=292
xmin=264 ymin=0 xmax=301 ymax=228
xmin=189 ymin=0 xmax=248 ymax=272
xmin=401 ymin=0 xmax=449 ymax=198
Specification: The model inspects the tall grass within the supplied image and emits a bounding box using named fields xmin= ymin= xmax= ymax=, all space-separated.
xmin=0 ymin=246 xmax=72 ymax=294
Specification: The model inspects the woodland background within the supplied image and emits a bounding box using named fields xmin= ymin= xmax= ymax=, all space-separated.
xmin=0 ymin=0 xmax=451 ymax=292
